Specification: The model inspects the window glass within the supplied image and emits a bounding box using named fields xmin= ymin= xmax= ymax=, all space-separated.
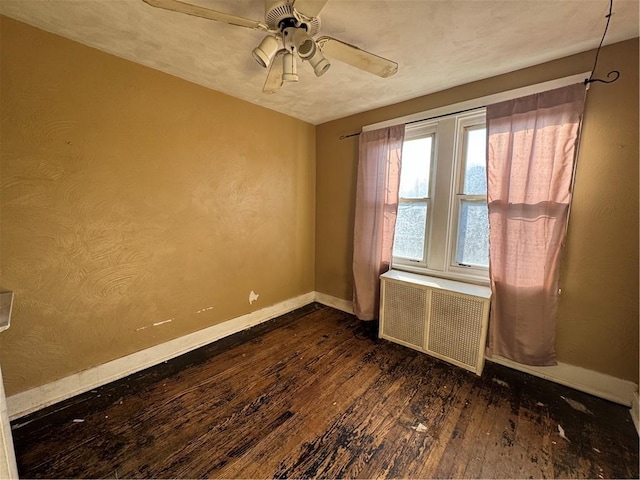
xmin=393 ymin=133 xmax=433 ymax=263
xmin=455 ymin=124 xmax=489 ymax=268
xmin=462 ymin=127 xmax=487 ymax=195
xmin=398 ymin=136 xmax=432 ymax=198
xmin=455 ymin=200 xmax=489 ymax=267
xmin=393 ymin=203 xmax=427 ymax=261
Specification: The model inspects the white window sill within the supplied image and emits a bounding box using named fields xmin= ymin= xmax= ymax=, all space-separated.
xmin=390 ymin=264 xmax=490 ymax=287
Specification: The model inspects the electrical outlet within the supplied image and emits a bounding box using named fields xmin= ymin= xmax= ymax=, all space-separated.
xmin=0 ymin=292 xmax=14 ymax=332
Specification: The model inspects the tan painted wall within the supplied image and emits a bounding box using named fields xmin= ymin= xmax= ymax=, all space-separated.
xmin=1 ymin=15 xmax=637 ymax=395
xmin=0 ymin=16 xmax=316 ymax=396
xmin=316 ymin=39 xmax=639 ymax=382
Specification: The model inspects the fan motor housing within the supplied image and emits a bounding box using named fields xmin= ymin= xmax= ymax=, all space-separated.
xmin=265 ymin=0 xmax=320 ymax=35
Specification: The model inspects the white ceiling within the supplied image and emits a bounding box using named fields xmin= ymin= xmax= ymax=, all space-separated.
xmin=1 ymin=0 xmax=638 ymax=125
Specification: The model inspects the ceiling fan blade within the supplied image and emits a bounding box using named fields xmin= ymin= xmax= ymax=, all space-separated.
xmin=316 ymin=36 xmax=398 ymax=78
xmin=263 ymin=50 xmax=286 ymax=94
xmin=142 ymin=0 xmax=268 ymax=30
xmin=292 ymin=0 xmax=328 ymax=18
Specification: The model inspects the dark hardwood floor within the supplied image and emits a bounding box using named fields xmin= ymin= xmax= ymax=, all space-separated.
xmin=12 ymin=304 xmax=639 ymax=479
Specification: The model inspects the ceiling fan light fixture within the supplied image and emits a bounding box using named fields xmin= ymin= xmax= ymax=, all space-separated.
xmin=308 ymin=49 xmax=330 ymax=77
xmin=298 ymin=38 xmax=315 ymax=57
xmin=291 ymin=28 xmax=316 ymax=59
xmin=140 ymin=0 xmax=398 ymax=94
xmin=282 ymin=51 xmax=299 ymax=82
xmin=252 ymin=35 xmax=279 ymax=68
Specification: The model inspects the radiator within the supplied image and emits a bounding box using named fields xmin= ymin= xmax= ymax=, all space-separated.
xmin=379 ymin=270 xmax=491 ymax=375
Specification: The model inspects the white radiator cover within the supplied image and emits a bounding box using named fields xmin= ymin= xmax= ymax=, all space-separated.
xmin=379 ymin=270 xmax=492 ymax=375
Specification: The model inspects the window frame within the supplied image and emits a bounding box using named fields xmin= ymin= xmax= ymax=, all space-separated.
xmin=367 ymin=72 xmax=590 ymax=285
xmin=447 ymin=114 xmax=489 ymax=278
xmin=392 ymin=122 xmax=437 ymax=269
xmin=391 ymin=109 xmax=489 ymax=284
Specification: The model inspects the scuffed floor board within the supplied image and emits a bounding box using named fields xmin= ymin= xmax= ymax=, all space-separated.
xmin=12 ymin=306 xmax=639 ymax=479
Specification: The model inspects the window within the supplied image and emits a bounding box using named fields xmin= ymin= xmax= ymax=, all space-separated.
xmin=393 ymin=129 xmax=434 ymax=262
xmin=392 ymin=109 xmax=488 ymax=282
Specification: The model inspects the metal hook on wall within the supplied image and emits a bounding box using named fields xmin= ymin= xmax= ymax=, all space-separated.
xmin=584 ymin=70 xmax=620 ymax=85
xmin=584 ymin=0 xmax=621 ymax=87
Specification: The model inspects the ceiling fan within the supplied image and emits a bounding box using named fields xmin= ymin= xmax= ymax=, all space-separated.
xmin=141 ymin=0 xmax=398 ymax=93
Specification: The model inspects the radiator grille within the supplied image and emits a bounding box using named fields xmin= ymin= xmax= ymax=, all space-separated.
xmin=379 ymin=272 xmax=491 ymax=375
xmin=381 ymin=281 xmax=427 ymax=349
xmin=427 ymin=291 xmax=484 ymax=369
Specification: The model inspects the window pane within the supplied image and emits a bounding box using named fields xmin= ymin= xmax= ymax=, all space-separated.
xmin=398 ymin=136 xmax=432 ymax=198
xmin=456 ymin=200 xmax=489 ymax=267
xmin=462 ymin=127 xmax=487 ymax=195
xmin=393 ymin=202 xmax=427 ymax=261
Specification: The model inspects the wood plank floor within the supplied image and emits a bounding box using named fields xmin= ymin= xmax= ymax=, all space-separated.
xmin=11 ymin=304 xmax=639 ymax=479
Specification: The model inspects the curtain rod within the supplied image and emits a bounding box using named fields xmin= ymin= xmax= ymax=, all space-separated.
xmin=338 ymin=105 xmax=485 ymax=140
xmin=338 ymin=68 xmax=617 ymax=141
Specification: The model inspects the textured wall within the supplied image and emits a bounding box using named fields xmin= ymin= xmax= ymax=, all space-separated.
xmin=315 ymin=39 xmax=639 ymax=382
xmin=0 ymin=16 xmax=316 ymax=396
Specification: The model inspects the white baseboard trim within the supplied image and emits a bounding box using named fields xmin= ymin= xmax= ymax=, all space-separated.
xmin=313 ymin=292 xmax=639 ymax=409
xmin=631 ymin=391 xmax=639 ymax=435
xmin=8 ymin=290 xmax=636 ymax=424
xmin=489 ymin=355 xmax=638 ymax=407
xmin=314 ymin=292 xmax=354 ymax=314
xmin=7 ymin=292 xmax=315 ymax=420
xmin=0 ymin=367 xmax=18 ymax=479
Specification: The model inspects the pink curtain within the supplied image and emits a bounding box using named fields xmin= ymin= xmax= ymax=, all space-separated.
xmin=486 ymin=84 xmax=585 ymax=366
xmin=352 ymin=125 xmax=405 ymax=320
